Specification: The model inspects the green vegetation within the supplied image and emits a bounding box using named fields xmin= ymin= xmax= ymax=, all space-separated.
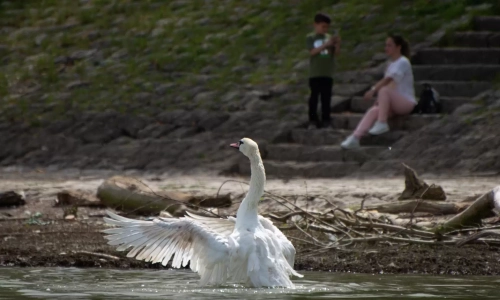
xmin=0 ymin=0 xmax=494 ymax=123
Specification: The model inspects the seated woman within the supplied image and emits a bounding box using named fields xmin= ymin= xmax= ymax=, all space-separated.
xmin=341 ymin=34 xmax=416 ymax=149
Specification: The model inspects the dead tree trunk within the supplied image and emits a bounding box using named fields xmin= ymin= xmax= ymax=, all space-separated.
xmin=97 ymin=176 xmax=185 ymax=215
xmin=399 ymin=164 xmax=446 ymax=201
xmin=367 ymin=200 xmax=468 ymax=215
xmin=434 ymin=188 xmax=499 ymax=234
xmin=96 ymin=176 xmax=231 ymax=216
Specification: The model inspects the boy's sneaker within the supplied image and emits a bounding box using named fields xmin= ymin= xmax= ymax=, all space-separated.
xmin=368 ymin=121 xmax=389 ymax=135
xmin=340 ymin=135 xmax=360 ymax=149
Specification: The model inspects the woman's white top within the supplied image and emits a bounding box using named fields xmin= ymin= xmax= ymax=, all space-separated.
xmin=384 ymin=56 xmax=416 ymax=103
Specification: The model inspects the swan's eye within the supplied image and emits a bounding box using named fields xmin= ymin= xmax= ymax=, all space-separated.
xmin=239 ymin=140 xmax=244 ymax=145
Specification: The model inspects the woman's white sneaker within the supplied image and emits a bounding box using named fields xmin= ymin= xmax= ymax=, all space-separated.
xmin=368 ymin=121 xmax=389 ymax=135
xmin=340 ymin=135 xmax=360 ymax=149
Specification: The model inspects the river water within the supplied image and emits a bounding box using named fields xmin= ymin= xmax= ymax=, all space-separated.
xmin=0 ymin=268 xmax=498 ymax=299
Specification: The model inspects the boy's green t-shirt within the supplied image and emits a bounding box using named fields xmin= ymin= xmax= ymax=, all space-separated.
xmin=306 ymin=32 xmax=335 ymax=78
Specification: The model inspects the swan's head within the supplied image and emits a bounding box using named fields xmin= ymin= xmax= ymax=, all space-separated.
xmin=230 ymin=137 xmax=259 ymax=158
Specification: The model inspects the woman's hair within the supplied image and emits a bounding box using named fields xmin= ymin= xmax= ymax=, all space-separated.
xmin=388 ymin=34 xmax=410 ymax=58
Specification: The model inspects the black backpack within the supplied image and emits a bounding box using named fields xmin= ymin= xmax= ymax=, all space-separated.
xmin=413 ymin=83 xmax=441 ymax=114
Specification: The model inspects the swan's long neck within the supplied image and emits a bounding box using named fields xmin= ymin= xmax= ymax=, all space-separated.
xmin=236 ymin=151 xmax=266 ymax=228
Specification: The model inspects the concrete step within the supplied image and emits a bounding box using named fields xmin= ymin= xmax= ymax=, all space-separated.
xmin=449 ymin=31 xmax=500 ymax=48
xmin=290 ymin=128 xmax=406 ymax=146
xmin=350 ymin=96 xmax=470 ymax=114
xmin=265 ymin=143 xmax=385 ymax=163
xmin=332 ymin=83 xmax=370 ymax=96
xmin=413 ymin=65 xmax=500 ymax=81
xmin=413 ymin=48 xmax=500 ymax=65
xmin=474 ymin=16 xmax=500 ymax=32
xmin=415 ymin=81 xmax=491 ymax=98
xmin=330 ymin=113 xmax=441 ymax=131
xmin=248 ymin=160 xmax=361 ymax=178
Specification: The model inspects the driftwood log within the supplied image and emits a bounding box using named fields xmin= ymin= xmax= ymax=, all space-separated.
xmin=0 ymin=191 xmax=25 ymax=207
xmin=367 ymin=200 xmax=468 ymax=215
xmin=434 ymin=187 xmax=499 ymax=234
xmin=97 ymin=176 xmax=231 ymax=216
xmin=399 ymin=164 xmax=446 ymax=201
xmin=55 ymin=190 xmax=103 ymax=207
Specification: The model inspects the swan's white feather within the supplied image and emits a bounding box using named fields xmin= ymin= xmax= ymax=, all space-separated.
xmin=184 ymin=211 xmax=236 ymax=236
xmin=103 ymin=211 xmax=230 ymax=285
xmin=102 ymin=137 xmax=302 ymax=288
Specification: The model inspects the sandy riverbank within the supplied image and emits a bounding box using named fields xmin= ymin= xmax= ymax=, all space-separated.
xmin=1 ymin=168 xmax=500 ymax=274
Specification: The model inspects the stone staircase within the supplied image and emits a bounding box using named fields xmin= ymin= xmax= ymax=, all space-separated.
xmin=240 ymin=16 xmax=500 ymax=178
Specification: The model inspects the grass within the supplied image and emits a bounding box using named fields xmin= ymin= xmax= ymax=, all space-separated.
xmin=0 ymin=0 xmax=495 ymax=123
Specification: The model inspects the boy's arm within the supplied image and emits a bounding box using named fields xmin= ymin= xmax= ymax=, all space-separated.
xmin=332 ymin=35 xmax=341 ymax=55
xmin=307 ymin=36 xmax=331 ymax=56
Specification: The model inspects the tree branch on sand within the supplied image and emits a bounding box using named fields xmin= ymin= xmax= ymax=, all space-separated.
xmin=258 ymin=168 xmax=500 ymax=253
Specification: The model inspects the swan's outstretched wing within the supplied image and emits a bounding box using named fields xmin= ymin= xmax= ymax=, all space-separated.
xmin=185 ymin=211 xmax=236 ymax=236
xmin=102 ymin=211 xmax=230 ymax=285
xmin=258 ymin=216 xmax=296 ymax=267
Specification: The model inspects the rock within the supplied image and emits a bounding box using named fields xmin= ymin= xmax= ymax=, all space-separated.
xmin=64 ymin=214 xmax=76 ymax=220
xmin=151 ymin=27 xmax=164 ymax=37
xmin=270 ymin=83 xmax=288 ymax=96
xmin=248 ymin=90 xmax=273 ymax=101
xmin=156 ymin=18 xmax=172 ymax=27
xmin=56 ymin=190 xmax=102 ymax=207
xmin=137 ymin=123 xmax=176 ymax=139
xmin=198 ymin=112 xmax=230 ymax=131
xmin=221 ymin=90 xmax=242 ymax=104
xmin=293 ymin=60 xmax=308 ymax=71
xmin=66 ymin=80 xmax=90 ymax=90
xmin=25 ymin=53 xmax=49 ymax=64
xmin=453 ymin=104 xmax=481 ymax=116
xmin=193 ymin=91 xmax=216 ymax=104
xmin=245 ymin=98 xmax=271 ymax=112
xmin=231 ymin=65 xmax=250 ymax=74
xmin=109 ymin=49 xmax=128 ymax=60
xmin=132 ymin=92 xmax=152 ymax=102
xmin=74 ymin=121 xmax=121 ymax=144
xmin=371 ymin=52 xmax=387 ymax=62
xmin=35 ymin=33 xmax=47 ymax=46
xmin=0 ymin=191 xmax=25 ymax=207
xmin=353 ymin=42 xmax=370 ymax=54
xmin=168 ymin=127 xmax=198 ymax=139
xmin=155 ymin=83 xmax=175 ymax=95
xmin=83 ymin=30 xmax=101 ymax=41
xmin=213 ymin=52 xmax=228 ymax=66
xmin=70 ymin=49 xmax=97 ymax=60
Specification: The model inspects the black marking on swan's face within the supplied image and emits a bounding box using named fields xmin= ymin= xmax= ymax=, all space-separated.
xmin=230 ymin=138 xmax=258 ymax=157
xmin=230 ymin=140 xmax=243 ymax=149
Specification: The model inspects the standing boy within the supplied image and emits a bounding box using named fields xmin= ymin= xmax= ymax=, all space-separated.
xmin=306 ymin=13 xmax=340 ymax=129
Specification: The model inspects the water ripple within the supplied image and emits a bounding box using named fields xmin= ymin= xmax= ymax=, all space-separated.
xmin=0 ymin=268 xmax=499 ymax=299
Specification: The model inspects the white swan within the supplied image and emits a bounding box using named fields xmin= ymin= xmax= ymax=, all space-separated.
xmin=102 ymin=137 xmax=303 ymax=288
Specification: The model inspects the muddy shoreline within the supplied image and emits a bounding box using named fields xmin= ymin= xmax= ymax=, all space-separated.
xmin=3 ymin=219 xmax=500 ymax=275
xmin=2 ymin=170 xmax=500 ymax=275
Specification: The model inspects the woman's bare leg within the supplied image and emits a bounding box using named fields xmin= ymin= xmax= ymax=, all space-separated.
xmin=353 ymin=106 xmax=379 ymax=139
